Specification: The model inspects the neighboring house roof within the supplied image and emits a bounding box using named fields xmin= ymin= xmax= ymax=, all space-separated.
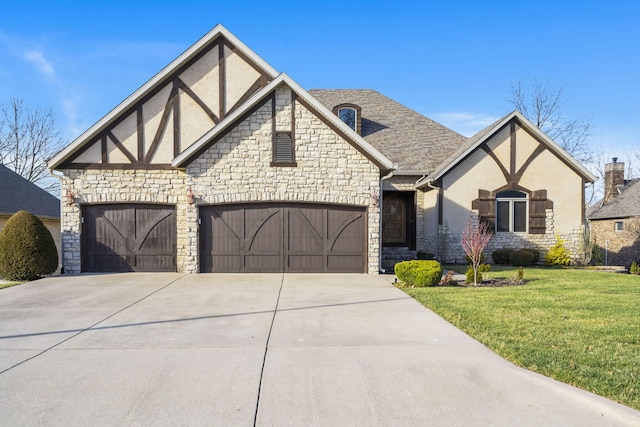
xmin=49 ymin=24 xmax=279 ymax=170
xmin=0 ymin=164 xmax=60 ymax=219
xmin=588 ymin=178 xmax=640 ymax=220
xmin=309 ymin=89 xmax=467 ymax=174
xmin=417 ymin=111 xmax=598 ymax=187
xmin=173 ymin=74 xmax=394 ymax=170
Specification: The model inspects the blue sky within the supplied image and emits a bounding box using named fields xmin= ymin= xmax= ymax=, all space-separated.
xmin=1 ymin=1 xmax=639 ymax=163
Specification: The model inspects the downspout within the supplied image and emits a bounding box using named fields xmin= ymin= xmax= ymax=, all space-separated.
xmin=422 ymin=178 xmax=441 ymax=261
xmin=378 ymin=168 xmax=395 ymax=273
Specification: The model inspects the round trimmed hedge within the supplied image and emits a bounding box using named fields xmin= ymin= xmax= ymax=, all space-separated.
xmin=0 ymin=210 xmax=58 ymax=281
xmin=394 ymin=260 xmax=443 ymax=287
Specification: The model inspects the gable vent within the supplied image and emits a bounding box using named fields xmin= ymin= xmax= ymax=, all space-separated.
xmin=274 ymin=133 xmax=293 ymax=163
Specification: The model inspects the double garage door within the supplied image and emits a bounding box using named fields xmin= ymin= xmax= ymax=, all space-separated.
xmin=82 ymin=203 xmax=366 ymax=273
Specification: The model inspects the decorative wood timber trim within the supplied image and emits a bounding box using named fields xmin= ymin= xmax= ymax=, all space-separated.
xmin=223 ymin=39 xmax=273 ymax=80
xmin=173 ymin=80 xmax=180 ymax=157
xmin=291 ymin=90 xmax=296 ymax=154
xmin=176 ymin=78 xmax=219 ymax=123
xmin=144 ymin=86 xmax=178 ymax=164
xmin=219 ymin=41 xmax=226 ymax=120
xmin=106 ymin=131 xmax=137 ymax=164
xmin=137 ymin=106 xmax=144 ymax=162
xmin=510 ymin=121 xmax=517 ymax=177
xmin=65 ymin=163 xmax=175 ymax=170
xmin=101 ymin=136 xmax=107 ymax=164
xmin=437 ymin=185 xmax=443 ymax=225
xmin=480 ymin=143 xmax=510 ymax=182
xmin=226 ymin=77 xmax=266 ymax=117
xmin=514 ymin=144 xmax=546 ymax=183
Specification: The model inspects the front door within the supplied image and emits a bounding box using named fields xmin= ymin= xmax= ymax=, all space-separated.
xmin=382 ymin=191 xmax=415 ymax=249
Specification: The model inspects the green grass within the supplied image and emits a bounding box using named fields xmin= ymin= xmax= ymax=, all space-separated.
xmin=0 ymin=281 xmax=24 ymax=289
xmin=402 ymin=267 xmax=640 ymax=411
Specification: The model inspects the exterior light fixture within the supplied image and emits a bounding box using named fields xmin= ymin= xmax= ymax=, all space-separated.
xmin=187 ymin=186 xmax=195 ymax=205
xmin=65 ymin=188 xmax=76 ymax=206
xmin=370 ymin=187 xmax=379 ymax=206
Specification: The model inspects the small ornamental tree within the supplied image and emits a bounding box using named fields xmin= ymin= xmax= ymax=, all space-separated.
xmin=461 ymin=219 xmax=493 ymax=285
xmin=0 ymin=210 xmax=58 ymax=281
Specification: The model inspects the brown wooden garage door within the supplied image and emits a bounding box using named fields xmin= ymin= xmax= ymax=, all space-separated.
xmin=82 ymin=204 xmax=176 ymax=272
xmin=200 ymin=203 xmax=366 ymax=273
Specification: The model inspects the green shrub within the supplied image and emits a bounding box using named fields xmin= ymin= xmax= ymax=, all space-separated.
xmin=524 ymin=248 xmax=540 ymax=264
xmin=394 ymin=260 xmax=443 ymax=287
xmin=492 ymin=248 xmax=513 ymax=265
xmin=545 ymin=235 xmax=571 ymax=266
xmin=416 ymin=251 xmax=435 ymax=260
xmin=630 ymin=261 xmax=640 ymax=275
xmin=465 ymin=264 xmax=491 ymax=284
xmin=510 ymin=249 xmax=535 ymax=266
xmin=465 ymin=252 xmax=486 ymax=264
xmin=0 ymin=210 xmax=58 ymax=281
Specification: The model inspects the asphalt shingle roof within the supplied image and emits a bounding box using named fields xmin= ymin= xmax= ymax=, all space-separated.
xmin=0 ymin=164 xmax=60 ymax=219
xmin=588 ymin=178 xmax=640 ymax=220
xmin=308 ymin=89 xmax=467 ymax=173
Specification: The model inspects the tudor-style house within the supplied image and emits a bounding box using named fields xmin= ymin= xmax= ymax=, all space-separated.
xmin=49 ymin=25 xmax=596 ymax=274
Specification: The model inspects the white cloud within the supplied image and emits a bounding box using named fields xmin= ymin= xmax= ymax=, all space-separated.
xmin=24 ymin=49 xmax=56 ymax=78
xmin=431 ymin=112 xmax=499 ymax=137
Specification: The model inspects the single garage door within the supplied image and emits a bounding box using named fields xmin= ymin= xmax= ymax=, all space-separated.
xmin=82 ymin=204 xmax=176 ymax=272
xmin=200 ymin=203 xmax=366 ymax=273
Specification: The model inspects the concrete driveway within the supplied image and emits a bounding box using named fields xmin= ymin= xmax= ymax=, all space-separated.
xmin=0 ymin=274 xmax=638 ymax=426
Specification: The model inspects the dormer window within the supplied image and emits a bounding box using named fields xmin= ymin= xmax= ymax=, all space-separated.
xmin=332 ymin=103 xmax=362 ymax=135
xmin=339 ymin=108 xmax=357 ymax=131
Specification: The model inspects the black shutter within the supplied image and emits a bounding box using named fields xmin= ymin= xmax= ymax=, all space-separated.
xmin=529 ymin=190 xmax=551 ymax=234
xmin=472 ymin=189 xmax=496 ymax=231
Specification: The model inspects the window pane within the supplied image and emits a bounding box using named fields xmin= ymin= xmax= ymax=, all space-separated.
xmin=497 ymin=201 xmax=510 ymax=232
xmin=497 ymin=190 xmax=526 ymax=199
xmin=338 ymin=108 xmax=356 ymax=131
xmin=514 ymin=201 xmax=527 ymax=232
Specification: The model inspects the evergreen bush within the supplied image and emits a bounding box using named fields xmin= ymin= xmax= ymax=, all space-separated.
xmin=630 ymin=261 xmax=640 ymax=275
xmin=394 ymin=260 xmax=443 ymax=287
xmin=0 ymin=211 xmax=58 ymax=281
xmin=545 ymin=235 xmax=571 ymax=266
xmin=465 ymin=264 xmax=491 ymax=284
xmin=510 ymin=249 xmax=535 ymax=266
xmin=492 ymin=249 xmax=513 ymax=265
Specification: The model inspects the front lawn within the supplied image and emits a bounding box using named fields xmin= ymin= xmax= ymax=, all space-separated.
xmin=402 ymin=267 xmax=640 ymax=411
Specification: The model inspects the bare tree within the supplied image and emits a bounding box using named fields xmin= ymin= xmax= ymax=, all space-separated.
xmin=461 ymin=219 xmax=493 ymax=285
xmin=508 ymin=80 xmax=593 ymax=164
xmin=0 ymin=98 xmax=64 ymax=192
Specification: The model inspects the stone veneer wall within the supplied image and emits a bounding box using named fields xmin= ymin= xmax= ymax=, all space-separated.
xmin=425 ymin=209 xmax=585 ymax=264
xmin=60 ymin=169 xmax=189 ymax=273
xmin=60 ymin=86 xmax=381 ymax=274
xmin=590 ymin=218 xmax=640 ymax=266
xmin=187 ymin=87 xmax=381 ymax=273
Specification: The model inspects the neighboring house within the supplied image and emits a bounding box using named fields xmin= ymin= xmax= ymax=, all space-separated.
xmin=587 ymin=159 xmax=640 ymax=266
xmin=48 ymin=25 xmax=596 ymax=274
xmin=0 ymin=164 xmax=61 ymax=272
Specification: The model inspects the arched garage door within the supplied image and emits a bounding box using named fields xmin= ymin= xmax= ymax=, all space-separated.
xmin=200 ymin=203 xmax=366 ymax=273
xmin=82 ymin=204 xmax=176 ymax=272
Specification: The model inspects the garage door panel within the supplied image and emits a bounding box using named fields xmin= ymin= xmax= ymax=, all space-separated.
xmin=200 ymin=204 xmax=365 ymax=273
xmin=82 ymin=204 xmax=176 ymax=272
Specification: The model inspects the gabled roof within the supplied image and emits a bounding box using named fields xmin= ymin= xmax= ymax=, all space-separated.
xmin=309 ymin=89 xmax=467 ymax=174
xmin=0 ymin=165 xmax=60 ymax=219
xmin=417 ymin=111 xmax=598 ymax=187
xmin=174 ymin=75 xmax=394 ymax=170
xmin=49 ymin=24 xmax=278 ymax=170
xmin=588 ymin=178 xmax=640 ymax=220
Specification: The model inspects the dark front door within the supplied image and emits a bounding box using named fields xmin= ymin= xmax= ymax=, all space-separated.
xmin=82 ymin=204 xmax=177 ymax=272
xmin=199 ymin=203 xmax=366 ymax=273
xmin=382 ymin=191 xmax=415 ymax=249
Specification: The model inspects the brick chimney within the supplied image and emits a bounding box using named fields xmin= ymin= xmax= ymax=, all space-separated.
xmin=604 ymin=158 xmax=625 ymax=203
